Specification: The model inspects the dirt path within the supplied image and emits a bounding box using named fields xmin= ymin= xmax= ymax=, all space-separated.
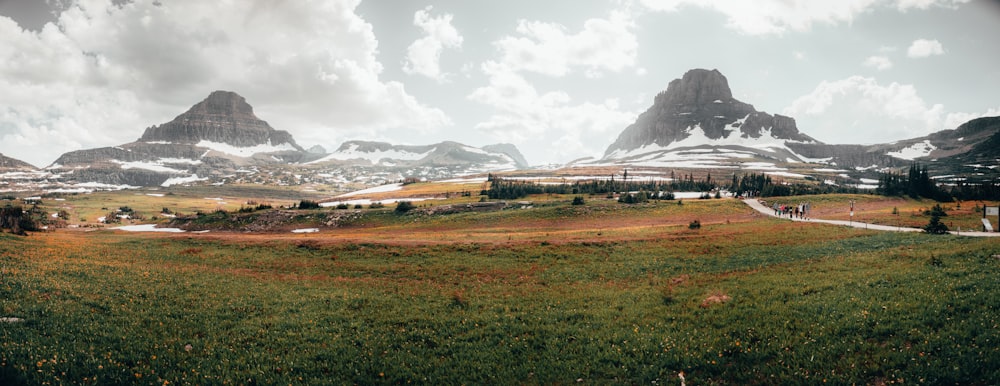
xmin=742 ymin=199 xmax=1000 ymax=237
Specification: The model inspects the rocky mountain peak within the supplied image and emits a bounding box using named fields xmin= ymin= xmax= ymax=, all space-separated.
xmin=657 ymin=68 xmax=734 ymax=107
xmin=604 ymin=68 xmax=815 ymax=158
xmin=138 ymin=91 xmax=303 ymax=150
xmin=189 ymin=90 xmax=256 ymax=117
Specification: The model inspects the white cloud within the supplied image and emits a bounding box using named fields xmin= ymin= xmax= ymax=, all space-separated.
xmin=784 ymin=76 xmax=995 ymax=144
xmin=0 ymin=0 xmax=450 ymax=166
xmin=907 ymin=38 xmax=945 ymax=58
xmin=640 ymin=0 xmax=967 ymax=35
xmin=402 ymin=6 xmax=463 ymax=81
xmin=465 ymin=10 xmax=641 ymax=163
xmin=863 ymin=55 xmax=893 ymax=70
xmin=895 ymin=0 xmax=969 ymax=11
xmin=467 ymin=62 xmax=636 ymax=163
xmin=493 ymin=11 xmax=637 ymax=77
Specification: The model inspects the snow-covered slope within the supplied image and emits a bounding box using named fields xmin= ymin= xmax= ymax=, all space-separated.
xmin=308 ymin=140 xmax=522 ymax=172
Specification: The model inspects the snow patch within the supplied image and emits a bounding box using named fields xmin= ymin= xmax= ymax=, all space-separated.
xmin=308 ymin=144 xmax=434 ymax=165
xmin=888 ymin=140 xmax=936 ymax=160
xmin=765 ymin=171 xmax=809 ymax=178
xmin=161 ymin=174 xmax=208 ymax=187
xmin=196 ymin=140 xmax=298 ymax=157
xmin=113 ymin=160 xmax=185 ymax=173
xmin=336 ymin=183 xmax=404 ymax=197
xmin=114 ymin=224 xmax=186 ymax=233
xmin=291 ymin=228 xmax=320 ymax=234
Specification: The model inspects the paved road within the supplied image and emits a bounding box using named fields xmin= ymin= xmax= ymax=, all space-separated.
xmin=742 ymin=199 xmax=1000 ymax=237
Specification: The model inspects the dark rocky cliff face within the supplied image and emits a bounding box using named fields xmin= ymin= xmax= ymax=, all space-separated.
xmin=604 ymin=69 xmax=815 ymax=157
xmin=139 ymin=91 xmax=303 ymax=151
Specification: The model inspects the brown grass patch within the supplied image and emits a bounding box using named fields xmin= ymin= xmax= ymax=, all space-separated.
xmin=700 ymin=291 xmax=732 ymax=308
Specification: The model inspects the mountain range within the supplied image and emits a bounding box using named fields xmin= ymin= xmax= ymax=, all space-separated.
xmin=39 ymin=91 xmax=527 ymax=188
xmin=2 ymin=69 xmax=997 ymax=192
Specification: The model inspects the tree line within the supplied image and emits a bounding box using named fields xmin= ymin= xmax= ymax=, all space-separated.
xmin=484 ymin=172 xmax=863 ymax=200
xmin=876 ymin=163 xmax=1000 ymax=201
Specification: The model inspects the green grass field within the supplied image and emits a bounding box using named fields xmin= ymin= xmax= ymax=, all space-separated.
xmin=2 ymin=192 xmax=999 ymax=384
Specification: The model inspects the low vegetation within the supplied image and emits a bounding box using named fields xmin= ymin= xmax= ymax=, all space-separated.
xmin=2 ymin=190 xmax=999 ymax=384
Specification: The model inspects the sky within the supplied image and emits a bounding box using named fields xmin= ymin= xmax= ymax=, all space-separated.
xmin=1 ymin=0 xmax=999 ymax=167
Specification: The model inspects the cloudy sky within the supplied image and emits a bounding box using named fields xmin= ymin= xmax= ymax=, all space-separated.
xmin=1 ymin=0 xmax=998 ymax=167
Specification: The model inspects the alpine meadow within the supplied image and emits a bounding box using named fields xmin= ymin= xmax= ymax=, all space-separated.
xmin=3 ymin=1 xmax=1000 ymax=384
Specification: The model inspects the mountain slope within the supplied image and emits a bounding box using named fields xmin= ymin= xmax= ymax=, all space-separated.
xmin=482 ymin=143 xmax=529 ymax=168
xmin=786 ymin=116 xmax=1000 ymax=172
xmin=0 ymin=153 xmax=37 ymax=170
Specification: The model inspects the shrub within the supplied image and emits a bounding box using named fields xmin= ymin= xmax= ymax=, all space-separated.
xmin=298 ymin=200 xmax=321 ymax=210
xmin=688 ymin=220 xmax=701 ymax=230
xmin=618 ymin=192 xmax=648 ymax=204
xmin=395 ymin=201 xmax=416 ymax=214
xmin=336 ymin=203 xmax=349 ymax=210
xmin=369 ymin=202 xmax=385 ymax=209
xmin=354 ymin=204 xmax=363 ymax=209
xmin=571 ymin=196 xmax=586 ymax=206
xmin=1 ymin=205 xmax=39 ymax=235
xmin=923 ymin=214 xmax=949 ymax=234
xmin=925 ymin=204 xmax=947 ymax=217
xmin=662 ymin=191 xmax=676 ymax=200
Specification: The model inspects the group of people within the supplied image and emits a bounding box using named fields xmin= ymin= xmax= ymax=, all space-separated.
xmin=770 ymin=202 xmax=811 ymax=219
